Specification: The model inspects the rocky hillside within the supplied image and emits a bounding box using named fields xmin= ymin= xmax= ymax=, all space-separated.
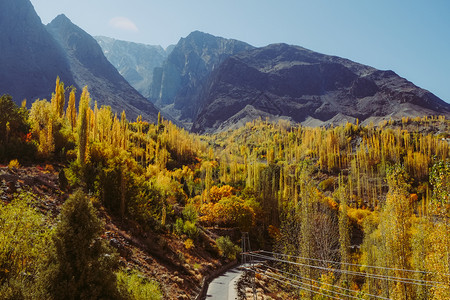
xmin=0 ymin=0 xmax=75 ymax=103
xmin=0 ymin=164 xmax=227 ymax=299
xmin=95 ymin=36 xmax=171 ymax=99
xmin=47 ymin=15 xmax=159 ymax=122
xmin=191 ymin=43 xmax=450 ymax=133
xmin=150 ymin=31 xmax=255 ymax=128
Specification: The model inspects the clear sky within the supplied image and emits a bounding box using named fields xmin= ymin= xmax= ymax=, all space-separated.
xmin=31 ymin=0 xmax=450 ymax=103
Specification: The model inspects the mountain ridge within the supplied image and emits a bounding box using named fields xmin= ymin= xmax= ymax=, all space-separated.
xmin=0 ymin=0 xmax=76 ymax=103
xmin=0 ymin=0 xmax=159 ymax=123
xmin=47 ymin=14 xmax=159 ymax=122
xmin=190 ymin=43 xmax=450 ymax=133
xmin=149 ymin=31 xmax=255 ymax=128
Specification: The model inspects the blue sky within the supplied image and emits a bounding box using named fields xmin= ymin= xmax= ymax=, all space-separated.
xmin=31 ymin=0 xmax=450 ymax=103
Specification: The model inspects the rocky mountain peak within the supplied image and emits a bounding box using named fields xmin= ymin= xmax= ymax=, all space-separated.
xmin=150 ymin=31 xmax=255 ymax=127
xmin=46 ymin=14 xmax=159 ymax=122
xmin=0 ymin=0 xmax=75 ymax=104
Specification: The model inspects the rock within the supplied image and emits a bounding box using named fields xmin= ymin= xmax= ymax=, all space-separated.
xmin=173 ymin=276 xmax=184 ymax=285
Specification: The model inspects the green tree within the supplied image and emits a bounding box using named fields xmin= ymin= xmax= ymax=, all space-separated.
xmin=0 ymin=95 xmax=31 ymax=160
xmin=38 ymin=190 xmax=121 ymax=300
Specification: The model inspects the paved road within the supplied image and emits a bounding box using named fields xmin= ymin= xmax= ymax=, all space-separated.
xmin=205 ymin=267 xmax=244 ymax=300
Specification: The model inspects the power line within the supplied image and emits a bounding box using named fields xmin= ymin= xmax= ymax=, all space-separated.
xmin=259 ymin=250 xmax=448 ymax=276
xmin=260 ymin=263 xmax=391 ymax=300
xmin=246 ymin=251 xmax=444 ymax=287
xmin=243 ymin=266 xmax=344 ymax=300
xmin=244 ymin=252 xmax=446 ymax=287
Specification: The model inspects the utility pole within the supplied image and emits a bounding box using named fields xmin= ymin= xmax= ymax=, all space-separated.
xmin=241 ymin=232 xmax=251 ymax=264
xmin=241 ymin=232 xmax=256 ymax=300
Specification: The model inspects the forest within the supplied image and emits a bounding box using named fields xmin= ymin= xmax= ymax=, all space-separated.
xmin=0 ymin=78 xmax=449 ymax=299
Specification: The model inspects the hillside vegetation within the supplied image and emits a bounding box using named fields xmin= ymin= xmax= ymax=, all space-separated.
xmin=0 ymin=78 xmax=449 ymax=299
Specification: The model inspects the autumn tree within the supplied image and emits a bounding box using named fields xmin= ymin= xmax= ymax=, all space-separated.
xmin=425 ymin=160 xmax=450 ymax=299
xmin=51 ymin=76 xmax=65 ymax=118
xmin=77 ymin=86 xmax=90 ymax=165
xmin=66 ymin=87 xmax=76 ymax=132
xmin=336 ymin=175 xmax=351 ymax=288
xmin=382 ymin=164 xmax=414 ymax=299
xmin=30 ymin=99 xmax=55 ymax=157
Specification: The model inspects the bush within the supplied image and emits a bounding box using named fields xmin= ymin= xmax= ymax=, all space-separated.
xmin=174 ymin=218 xmax=184 ymax=236
xmin=216 ymin=236 xmax=241 ymax=260
xmin=184 ymin=238 xmax=194 ymax=250
xmin=183 ymin=220 xmax=199 ymax=239
xmin=319 ymin=177 xmax=335 ymax=191
xmin=0 ymin=192 xmax=50 ymax=299
xmin=182 ymin=204 xmax=198 ymax=223
xmin=117 ymin=271 xmax=162 ymax=300
xmin=8 ymin=159 xmax=20 ymax=169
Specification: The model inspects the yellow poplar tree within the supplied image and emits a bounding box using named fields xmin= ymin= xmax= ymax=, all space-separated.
xmin=77 ymin=86 xmax=90 ymax=165
xmin=66 ymin=87 xmax=77 ymax=132
xmin=51 ymin=76 xmax=65 ymax=118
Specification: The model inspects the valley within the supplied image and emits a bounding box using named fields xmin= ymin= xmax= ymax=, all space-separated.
xmin=0 ymin=0 xmax=449 ymax=299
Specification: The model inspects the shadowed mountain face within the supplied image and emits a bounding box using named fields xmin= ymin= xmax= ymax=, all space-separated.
xmin=191 ymin=43 xmax=450 ymax=133
xmin=149 ymin=31 xmax=255 ymax=127
xmin=0 ymin=0 xmax=159 ymax=122
xmin=47 ymin=15 xmax=159 ymax=122
xmin=95 ymin=36 xmax=171 ymax=99
xmin=0 ymin=0 xmax=75 ymax=103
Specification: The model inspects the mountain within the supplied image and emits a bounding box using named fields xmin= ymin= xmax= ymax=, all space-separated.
xmin=95 ymin=36 xmax=171 ymax=99
xmin=0 ymin=0 xmax=159 ymax=122
xmin=0 ymin=0 xmax=75 ymax=103
xmin=150 ymin=31 xmax=255 ymax=128
xmin=47 ymin=15 xmax=159 ymax=122
xmin=191 ymin=43 xmax=450 ymax=133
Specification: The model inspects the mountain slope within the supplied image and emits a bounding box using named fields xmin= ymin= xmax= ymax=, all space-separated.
xmin=95 ymin=36 xmax=171 ymax=99
xmin=150 ymin=31 xmax=255 ymax=127
xmin=47 ymin=15 xmax=159 ymax=122
xmin=0 ymin=0 xmax=76 ymax=103
xmin=191 ymin=43 xmax=450 ymax=133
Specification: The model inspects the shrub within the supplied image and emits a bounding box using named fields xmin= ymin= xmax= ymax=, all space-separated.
xmin=184 ymin=238 xmax=194 ymax=250
xmin=174 ymin=218 xmax=184 ymax=236
xmin=319 ymin=177 xmax=335 ymax=191
xmin=117 ymin=271 xmax=162 ymax=300
xmin=182 ymin=204 xmax=198 ymax=223
xmin=183 ymin=220 xmax=199 ymax=239
xmin=8 ymin=159 xmax=20 ymax=169
xmin=216 ymin=236 xmax=241 ymax=260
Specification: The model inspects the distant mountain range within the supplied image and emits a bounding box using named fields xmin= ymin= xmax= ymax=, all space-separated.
xmin=146 ymin=32 xmax=449 ymax=133
xmin=1 ymin=0 xmax=449 ymax=131
xmin=94 ymin=36 xmax=173 ymax=99
xmin=191 ymin=43 xmax=450 ymax=133
xmin=0 ymin=0 xmax=159 ymax=122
